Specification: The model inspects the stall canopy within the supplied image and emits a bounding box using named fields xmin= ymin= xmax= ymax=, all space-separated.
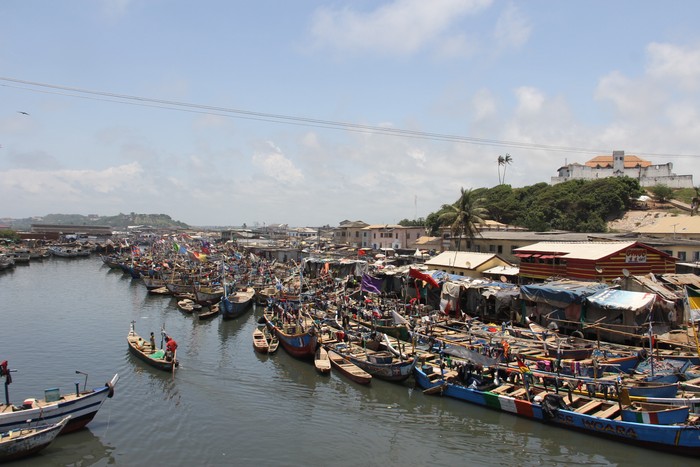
xmin=586 ymin=289 xmax=656 ymax=314
xmin=520 ymin=281 xmax=607 ymax=309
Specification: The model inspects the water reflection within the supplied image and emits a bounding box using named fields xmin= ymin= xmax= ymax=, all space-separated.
xmin=23 ymin=428 xmax=115 ymax=467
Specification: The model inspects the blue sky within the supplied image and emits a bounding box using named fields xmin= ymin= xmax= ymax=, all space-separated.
xmin=1 ymin=1 xmax=699 ymax=227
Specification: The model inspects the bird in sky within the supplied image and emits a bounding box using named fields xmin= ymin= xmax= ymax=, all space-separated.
xmin=17 ymin=111 xmax=29 ymax=115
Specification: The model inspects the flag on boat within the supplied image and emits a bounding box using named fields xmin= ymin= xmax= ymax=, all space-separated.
xmin=131 ymin=245 xmax=140 ymax=257
xmin=189 ymin=251 xmax=208 ymax=263
xmin=361 ymin=273 xmax=382 ymax=294
xmin=516 ymin=357 xmax=531 ymax=374
xmin=173 ymin=241 xmax=179 ymax=253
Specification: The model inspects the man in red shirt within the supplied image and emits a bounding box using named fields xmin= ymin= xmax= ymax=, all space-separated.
xmin=165 ymin=336 xmax=178 ymax=361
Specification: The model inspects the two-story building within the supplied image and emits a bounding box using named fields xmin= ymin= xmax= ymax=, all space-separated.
xmin=332 ymin=220 xmax=369 ymax=247
xmin=361 ymin=224 xmax=425 ymax=250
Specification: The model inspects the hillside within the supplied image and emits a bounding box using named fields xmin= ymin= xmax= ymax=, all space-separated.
xmin=6 ymin=213 xmax=189 ymax=231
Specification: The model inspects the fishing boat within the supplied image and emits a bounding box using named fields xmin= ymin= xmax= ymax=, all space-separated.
xmin=177 ymin=298 xmax=202 ymax=314
xmin=263 ymin=311 xmax=318 ymax=359
xmin=621 ymin=401 xmax=690 ymax=425
xmin=327 ymin=349 xmax=371 ymax=384
xmin=126 ymin=322 xmax=178 ymax=372
xmin=267 ymin=328 xmax=280 ymax=354
xmin=0 ymin=416 xmax=70 ymax=462
xmin=414 ymin=362 xmax=700 ymax=456
xmin=625 ymin=381 xmax=679 ymax=399
xmin=220 ymin=287 xmax=255 ymax=320
xmin=252 ymin=327 xmax=270 ymax=354
xmin=197 ymin=303 xmax=220 ymax=320
xmin=328 ymin=342 xmax=417 ymax=382
xmin=315 ymin=346 xmax=331 ymax=374
xmin=0 ymin=361 xmax=117 ymax=434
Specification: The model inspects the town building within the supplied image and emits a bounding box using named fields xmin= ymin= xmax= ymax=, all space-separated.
xmin=551 ymin=150 xmax=693 ymax=188
xmin=424 ymin=251 xmax=514 ymax=279
xmin=361 ymin=224 xmax=425 ymax=250
xmin=332 ymin=220 xmax=369 ymax=247
xmin=514 ymin=241 xmax=676 ymax=282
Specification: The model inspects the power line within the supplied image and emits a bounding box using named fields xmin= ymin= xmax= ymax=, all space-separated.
xmin=2 ymin=76 xmax=698 ymax=159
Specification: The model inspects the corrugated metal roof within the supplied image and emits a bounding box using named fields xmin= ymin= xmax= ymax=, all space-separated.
xmin=631 ymin=275 xmax=680 ymax=301
xmin=514 ymin=241 xmax=637 ymax=260
xmin=659 ymin=273 xmax=700 ymax=288
xmin=425 ymin=251 xmax=504 ymax=269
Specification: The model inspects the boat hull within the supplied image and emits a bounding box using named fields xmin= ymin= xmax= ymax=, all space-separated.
xmin=0 ymin=417 xmax=69 ymax=462
xmin=0 ymin=375 xmax=117 ymax=434
xmin=414 ymin=367 xmax=700 ymax=456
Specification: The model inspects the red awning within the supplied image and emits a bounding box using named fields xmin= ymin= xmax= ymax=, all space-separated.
xmin=514 ymin=253 xmax=532 ymax=258
xmin=540 ymin=255 xmax=556 ymax=259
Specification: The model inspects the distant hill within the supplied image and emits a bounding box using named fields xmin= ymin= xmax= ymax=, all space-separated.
xmin=8 ymin=213 xmax=189 ymax=231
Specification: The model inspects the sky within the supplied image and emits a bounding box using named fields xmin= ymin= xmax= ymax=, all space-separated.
xmin=1 ymin=1 xmax=700 ymax=228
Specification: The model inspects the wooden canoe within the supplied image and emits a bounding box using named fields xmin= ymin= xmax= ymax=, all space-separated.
xmin=327 ymin=349 xmax=371 ymax=384
xmin=197 ymin=303 xmax=220 ymax=320
xmin=0 ymin=416 xmax=70 ymax=462
xmin=253 ymin=327 xmax=269 ymax=354
xmin=127 ymin=322 xmax=178 ymax=372
xmin=266 ymin=328 xmax=280 ymax=354
xmin=315 ymin=346 xmax=331 ymax=374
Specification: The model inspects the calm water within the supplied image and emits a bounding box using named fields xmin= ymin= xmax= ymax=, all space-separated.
xmin=0 ymin=257 xmax=691 ymax=466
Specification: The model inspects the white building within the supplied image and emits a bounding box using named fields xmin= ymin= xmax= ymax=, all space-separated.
xmin=552 ymin=151 xmax=693 ymax=188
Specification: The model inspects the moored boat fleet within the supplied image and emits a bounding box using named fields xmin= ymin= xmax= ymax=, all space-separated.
xmin=91 ymin=235 xmax=700 ymax=458
xmin=5 ymin=232 xmax=700 ymax=458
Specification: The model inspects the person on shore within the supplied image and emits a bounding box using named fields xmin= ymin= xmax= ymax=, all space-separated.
xmin=165 ymin=335 xmax=178 ymax=361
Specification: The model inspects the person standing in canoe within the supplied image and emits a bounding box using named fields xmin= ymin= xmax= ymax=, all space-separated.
xmin=165 ymin=335 xmax=178 ymax=361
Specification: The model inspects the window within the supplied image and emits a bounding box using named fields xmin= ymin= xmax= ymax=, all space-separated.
xmin=693 ymin=251 xmax=700 ymax=261
xmin=511 ymin=245 xmax=520 ymax=253
xmin=355 ymin=231 xmax=359 ymax=237
xmin=489 ymin=245 xmax=495 ymax=253
xmin=678 ymin=251 xmax=687 ymax=261
xmin=497 ymin=245 xmax=503 ymax=254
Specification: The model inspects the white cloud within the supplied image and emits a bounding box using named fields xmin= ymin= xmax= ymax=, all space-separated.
xmin=309 ymin=0 xmax=492 ymax=56
xmin=252 ymin=143 xmax=304 ymax=184
xmin=100 ymin=0 xmax=133 ymax=19
xmin=646 ymin=42 xmax=700 ymax=91
xmin=0 ymin=162 xmax=145 ymax=215
xmin=493 ymin=3 xmax=531 ymax=50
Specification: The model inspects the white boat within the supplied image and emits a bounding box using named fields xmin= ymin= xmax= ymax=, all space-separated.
xmin=0 ymin=363 xmax=117 ymax=434
xmin=0 ymin=416 xmax=70 ymax=462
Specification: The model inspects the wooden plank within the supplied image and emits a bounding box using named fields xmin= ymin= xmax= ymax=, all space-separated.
xmin=596 ymin=405 xmax=620 ymax=419
xmin=575 ymin=400 xmax=603 ymax=414
xmin=491 ymin=384 xmax=514 ymax=395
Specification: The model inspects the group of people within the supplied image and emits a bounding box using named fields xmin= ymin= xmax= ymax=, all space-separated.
xmin=148 ymin=331 xmax=178 ymax=361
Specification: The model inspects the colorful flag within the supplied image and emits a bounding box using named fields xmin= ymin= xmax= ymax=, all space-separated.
xmin=516 ymin=357 xmax=531 ymax=374
xmin=361 ymin=273 xmax=382 ymax=294
xmin=173 ymin=241 xmax=180 ymax=253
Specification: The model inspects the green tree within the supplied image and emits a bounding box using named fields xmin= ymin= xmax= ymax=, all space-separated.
xmin=650 ymin=184 xmax=674 ymax=203
xmin=437 ymin=188 xmax=486 ymax=250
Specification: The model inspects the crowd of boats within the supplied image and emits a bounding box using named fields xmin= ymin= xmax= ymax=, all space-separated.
xmin=89 ymin=238 xmax=700 ymax=458
xmin=4 ymin=236 xmax=700 ymax=460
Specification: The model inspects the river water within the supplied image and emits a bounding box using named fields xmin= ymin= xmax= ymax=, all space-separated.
xmin=0 ymin=257 xmax=689 ymax=466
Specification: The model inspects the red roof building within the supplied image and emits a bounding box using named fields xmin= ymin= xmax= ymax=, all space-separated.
xmin=514 ymin=241 xmax=676 ymax=282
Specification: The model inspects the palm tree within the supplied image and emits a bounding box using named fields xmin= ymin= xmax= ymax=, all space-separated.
xmin=437 ymin=187 xmax=487 ymax=251
xmin=497 ymin=155 xmax=505 ymax=184
xmin=498 ymin=153 xmax=513 ymax=185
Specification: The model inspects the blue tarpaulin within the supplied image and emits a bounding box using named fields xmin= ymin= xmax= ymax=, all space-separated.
xmin=520 ymin=281 xmax=608 ymax=308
